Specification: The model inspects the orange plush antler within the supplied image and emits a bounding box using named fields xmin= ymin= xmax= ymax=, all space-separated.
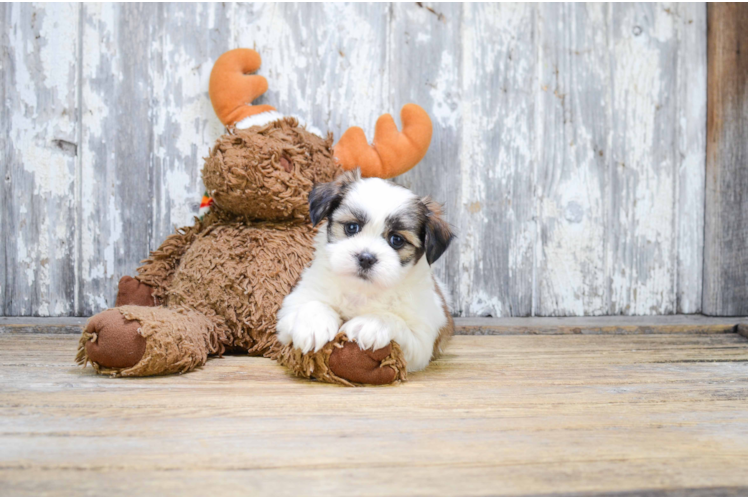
xmin=209 ymin=48 xmax=276 ymax=126
xmin=333 ymin=104 xmax=433 ymax=179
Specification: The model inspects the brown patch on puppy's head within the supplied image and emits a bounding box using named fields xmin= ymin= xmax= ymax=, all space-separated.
xmin=308 ymin=168 xmax=361 ymax=227
xmin=419 ymin=197 xmax=454 ymax=265
xmin=383 ymin=196 xmax=454 ymax=266
xmin=203 ymin=118 xmax=340 ymax=221
xmin=311 ymin=171 xmax=454 ymax=287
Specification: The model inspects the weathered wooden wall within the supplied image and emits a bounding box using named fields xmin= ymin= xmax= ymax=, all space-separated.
xmin=1 ymin=3 xmax=708 ymax=317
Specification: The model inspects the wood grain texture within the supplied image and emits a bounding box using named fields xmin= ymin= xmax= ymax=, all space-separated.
xmin=2 ymin=4 xmax=80 ymax=316
xmin=232 ymin=3 xmax=391 ymax=140
xmin=675 ymin=3 xmax=707 ymax=314
xmin=607 ymin=4 xmax=677 ymax=315
xmin=389 ymin=3 xmax=462 ymax=309
xmin=455 ymin=314 xmax=748 ymax=336
xmin=738 ymin=324 xmax=748 ymax=339
xmin=78 ymin=4 xmax=155 ymax=315
xmin=1 ymin=333 xmax=747 ymax=495
xmin=4 ymin=314 xmax=748 ymax=335
xmin=536 ymin=4 xmax=706 ymax=317
xmin=150 ymin=3 xmax=232 ymax=249
xmin=0 ymin=3 xmax=9 ymax=317
xmin=536 ymin=3 xmax=610 ymax=316
xmin=2 ymin=3 xmax=709 ymax=317
xmin=458 ymin=3 xmax=537 ymax=317
xmin=703 ymin=3 xmax=748 ymax=316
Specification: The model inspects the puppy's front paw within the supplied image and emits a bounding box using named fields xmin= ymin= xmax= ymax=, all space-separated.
xmin=276 ymin=301 xmax=341 ymax=354
xmin=340 ymin=315 xmax=394 ymax=351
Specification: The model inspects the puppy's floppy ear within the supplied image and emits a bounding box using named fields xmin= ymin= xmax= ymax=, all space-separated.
xmin=421 ymin=197 xmax=454 ymax=265
xmin=308 ymin=167 xmax=361 ymax=226
xmin=308 ymin=183 xmax=339 ymax=227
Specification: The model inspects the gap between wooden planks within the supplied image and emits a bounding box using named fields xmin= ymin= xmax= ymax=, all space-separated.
xmin=1 ymin=314 xmax=748 ymax=335
xmin=1 ymin=328 xmax=748 ymax=496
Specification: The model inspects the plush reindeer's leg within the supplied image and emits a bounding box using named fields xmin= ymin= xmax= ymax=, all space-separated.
xmin=115 ymin=276 xmax=157 ymax=307
xmin=135 ymin=211 xmax=219 ymax=304
xmin=329 ymin=340 xmax=407 ymax=385
xmin=269 ymin=333 xmax=407 ymax=387
xmin=76 ymin=306 xmax=225 ymax=377
xmin=79 ymin=309 xmax=146 ymax=369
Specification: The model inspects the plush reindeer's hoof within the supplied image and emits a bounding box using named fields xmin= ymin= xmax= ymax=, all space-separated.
xmin=329 ymin=342 xmax=398 ymax=385
xmin=115 ymin=276 xmax=156 ymax=307
xmin=84 ymin=310 xmax=146 ymax=369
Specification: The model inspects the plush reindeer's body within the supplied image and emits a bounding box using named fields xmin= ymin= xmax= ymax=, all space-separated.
xmin=75 ymin=49 xmax=442 ymax=385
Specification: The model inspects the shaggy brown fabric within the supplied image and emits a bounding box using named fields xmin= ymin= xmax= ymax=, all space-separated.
xmin=203 ymin=118 xmax=340 ymax=221
xmin=329 ymin=342 xmax=401 ymax=385
xmin=270 ymin=333 xmax=407 ymax=386
xmin=79 ymin=309 xmax=147 ymax=369
xmin=166 ymin=220 xmax=316 ymax=353
xmin=115 ymin=276 xmax=157 ymax=307
xmin=270 ymin=334 xmax=356 ymax=386
xmin=136 ymin=211 xmax=218 ymax=304
xmin=117 ymin=305 xmax=220 ymax=376
xmin=76 ymin=118 xmax=413 ymax=385
xmin=78 ymin=306 xmax=219 ymax=377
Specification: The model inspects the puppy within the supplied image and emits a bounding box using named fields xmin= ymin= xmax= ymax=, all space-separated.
xmin=276 ymin=168 xmax=455 ymax=372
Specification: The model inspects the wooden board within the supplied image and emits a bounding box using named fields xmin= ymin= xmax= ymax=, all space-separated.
xmin=2 ymin=3 xmax=708 ymax=318
xmin=3 ymin=315 xmax=748 ymax=336
xmin=455 ymin=314 xmax=748 ymax=336
xmin=458 ymin=3 xmax=538 ymax=317
xmin=78 ymin=4 xmax=155 ymax=315
xmin=536 ymin=3 xmax=610 ymax=317
xmin=1 ymin=332 xmax=747 ymax=495
xmin=703 ymin=3 xmax=748 ymax=316
xmin=390 ymin=3 xmax=463 ymax=315
xmin=537 ymin=4 xmax=707 ymax=316
xmin=1 ymin=4 xmax=80 ymax=316
xmin=675 ymin=3 xmax=708 ymax=314
xmin=149 ymin=3 xmax=233 ymax=260
xmin=0 ymin=4 xmax=7 ymax=317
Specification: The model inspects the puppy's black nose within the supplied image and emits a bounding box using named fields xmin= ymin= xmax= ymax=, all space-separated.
xmin=356 ymin=252 xmax=378 ymax=270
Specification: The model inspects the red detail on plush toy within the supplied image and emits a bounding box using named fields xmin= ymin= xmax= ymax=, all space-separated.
xmin=199 ymin=194 xmax=213 ymax=210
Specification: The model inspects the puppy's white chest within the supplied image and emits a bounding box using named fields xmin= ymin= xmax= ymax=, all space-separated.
xmin=341 ymin=291 xmax=368 ymax=311
xmin=338 ymin=290 xmax=401 ymax=320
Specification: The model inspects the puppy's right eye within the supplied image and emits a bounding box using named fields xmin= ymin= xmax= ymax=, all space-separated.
xmin=344 ymin=223 xmax=360 ymax=236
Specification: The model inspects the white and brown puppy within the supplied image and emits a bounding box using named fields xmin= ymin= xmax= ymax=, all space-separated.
xmin=276 ymin=169 xmax=455 ymax=372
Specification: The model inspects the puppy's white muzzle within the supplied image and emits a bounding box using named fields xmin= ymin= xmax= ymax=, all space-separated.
xmin=327 ymin=236 xmax=404 ymax=288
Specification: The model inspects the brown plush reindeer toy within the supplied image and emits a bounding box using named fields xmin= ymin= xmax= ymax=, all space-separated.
xmin=76 ymin=48 xmax=445 ymax=385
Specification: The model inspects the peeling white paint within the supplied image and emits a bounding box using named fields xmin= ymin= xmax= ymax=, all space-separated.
xmin=5 ymin=3 xmax=79 ymax=316
xmin=78 ymin=3 xmax=130 ymax=314
xmin=607 ymin=4 xmax=679 ymax=315
xmin=4 ymin=3 xmax=708 ymax=317
xmin=458 ymin=3 xmax=537 ymax=317
xmin=429 ymin=51 xmax=459 ymax=129
xmin=469 ymin=292 xmax=505 ymax=318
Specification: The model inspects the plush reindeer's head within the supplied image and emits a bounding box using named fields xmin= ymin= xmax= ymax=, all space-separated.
xmin=202 ymin=118 xmax=340 ymax=221
xmin=204 ymin=48 xmax=434 ymax=221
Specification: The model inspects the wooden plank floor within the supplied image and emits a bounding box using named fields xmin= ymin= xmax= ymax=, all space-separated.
xmin=2 ymin=327 xmax=748 ymax=495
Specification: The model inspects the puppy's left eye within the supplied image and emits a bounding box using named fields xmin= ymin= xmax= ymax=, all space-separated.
xmin=344 ymin=223 xmax=360 ymax=236
xmin=389 ymin=234 xmax=405 ymax=249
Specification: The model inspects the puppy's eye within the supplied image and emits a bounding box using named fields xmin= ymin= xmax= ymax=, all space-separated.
xmin=389 ymin=234 xmax=405 ymax=249
xmin=344 ymin=223 xmax=360 ymax=236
